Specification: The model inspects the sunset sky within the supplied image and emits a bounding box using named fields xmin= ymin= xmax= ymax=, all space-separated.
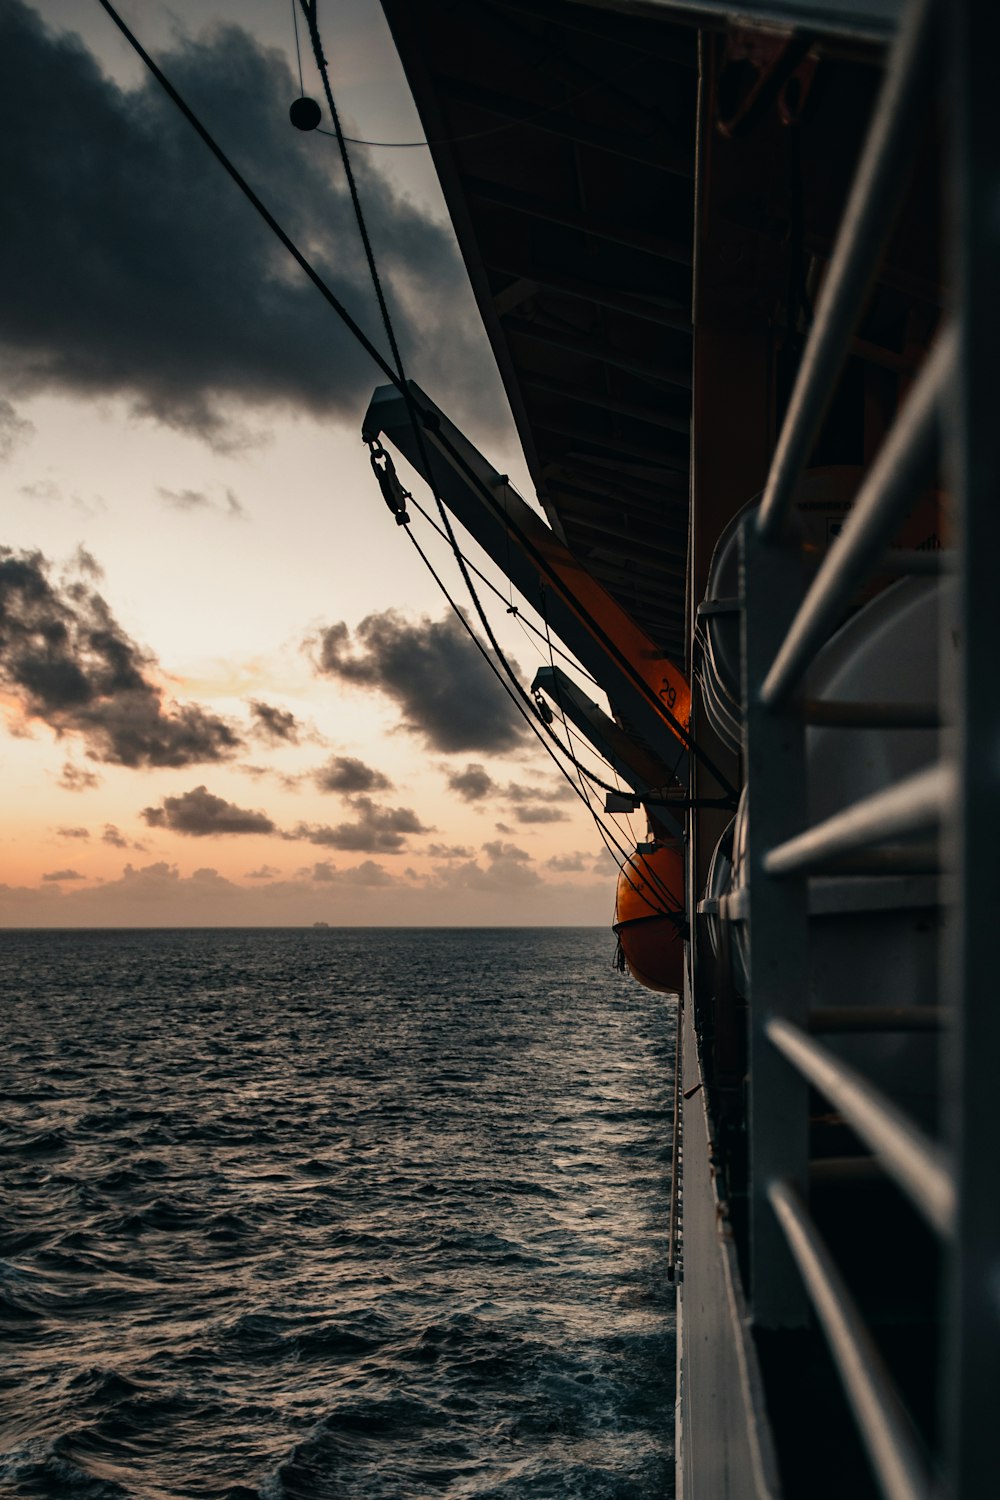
xmin=1 ymin=0 xmax=638 ymax=926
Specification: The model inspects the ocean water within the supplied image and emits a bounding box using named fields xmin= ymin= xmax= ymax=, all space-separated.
xmin=0 ymin=928 xmax=677 ymax=1500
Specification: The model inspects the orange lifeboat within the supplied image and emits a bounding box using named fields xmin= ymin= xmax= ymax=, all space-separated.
xmin=613 ymin=844 xmax=686 ymax=995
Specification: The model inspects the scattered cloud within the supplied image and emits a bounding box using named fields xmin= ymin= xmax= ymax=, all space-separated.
xmin=313 ymin=611 xmax=525 ymax=754
xmin=512 ymin=805 xmax=569 ymax=824
xmin=482 ymin=839 xmax=531 ymax=864
xmin=547 ymin=851 xmax=589 ymax=873
xmin=0 ymin=3 xmax=498 ymax=447
xmin=442 ymin=763 xmax=573 ymax=823
xmin=446 ymin=762 xmax=496 ymax=802
xmin=157 ymin=485 xmax=245 ymax=519
xmin=425 ymin=842 xmax=474 ymax=859
xmin=157 ymin=486 xmax=211 ymax=513
xmin=246 ymin=864 xmax=280 ymax=880
xmin=248 ymin=699 xmax=301 ymax=746
xmin=495 ymin=822 xmax=513 ymax=834
xmin=290 ymin=795 xmax=429 ymax=853
xmin=141 ymin=785 xmax=276 ymax=837
xmin=0 ymin=547 xmax=242 ymax=766
xmin=58 ymin=762 xmax=101 ymax=792
xmin=307 ymin=859 xmax=395 ymax=887
xmin=432 ymin=839 xmax=541 ymax=892
xmin=314 ymin=754 xmax=391 ymax=794
xmin=505 ymin=779 xmax=575 ymax=805
xmin=102 ymin=824 xmax=129 ymax=848
xmin=0 ymin=398 xmax=33 ymax=462
xmin=19 ymin=479 xmax=61 ymax=502
xmin=42 ymin=868 xmax=84 ymax=882
xmin=56 ymin=825 xmax=89 ymax=840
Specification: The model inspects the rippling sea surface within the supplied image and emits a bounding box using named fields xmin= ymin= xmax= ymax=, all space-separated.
xmin=0 ymin=928 xmax=676 ymax=1500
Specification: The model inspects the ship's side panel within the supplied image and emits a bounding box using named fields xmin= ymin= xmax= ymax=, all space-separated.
xmin=678 ymin=973 xmax=781 ymax=1500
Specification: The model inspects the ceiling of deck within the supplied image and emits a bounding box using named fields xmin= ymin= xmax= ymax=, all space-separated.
xmin=380 ymin=0 xmax=698 ymax=661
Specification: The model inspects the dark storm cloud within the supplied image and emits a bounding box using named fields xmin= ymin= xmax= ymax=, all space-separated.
xmin=314 ymin=755 xmax=391 ymax=794
xmin=58 ymin=762 xmax=101 ymax=792
xmin=42 ymin=869 xmax=85 ymax=882
xmin=141 ymin=786 xmax=276 ymax=837
xmin=313 ymin=612 xmax=525 ymax=754
xmin=248 ymin=699 xmax=301 ymax=745
xmin=291 ymin=796 xmax=428 ymax=853
xmin=1 ymin=3 xmax=496 ymax=445
xmin=446 ymin=763 xmax=496 ymax=802
xmin=0 ymin=548 xmax=241 ymax=766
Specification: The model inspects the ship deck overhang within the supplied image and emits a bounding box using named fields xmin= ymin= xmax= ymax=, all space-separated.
xmin=379 ymin=0 xmax=705 ymax=662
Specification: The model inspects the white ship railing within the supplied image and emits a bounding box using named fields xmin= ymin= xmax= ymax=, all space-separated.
xmin=736 ymin=0 xmax=999 ymax=1495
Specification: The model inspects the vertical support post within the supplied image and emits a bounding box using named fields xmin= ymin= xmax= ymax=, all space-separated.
xmin=942 ymin=2 xmax=1000 ymax=1491
xmin=740 ymin=514 xmax=811 ymax=1328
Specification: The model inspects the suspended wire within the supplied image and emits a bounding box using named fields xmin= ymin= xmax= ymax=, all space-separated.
xmin=400 ymin=470 xmax=678 ymax=919
xmin=93 ymin=0 xmax=400 ymax=390
xmin=399 ymin=506 xmax=678 ymax=922
xmin=392 ymin=458 xmax=680 ymax=921
xmin=404 ymin=460 xmax=687 ymax=908
xmin=290 ymin=0 xmax=304 ymax=96
xmin=540 ymin=582 xmax=684 ymax=918
xmin=403 ymin=488 xmax=600 ymax=686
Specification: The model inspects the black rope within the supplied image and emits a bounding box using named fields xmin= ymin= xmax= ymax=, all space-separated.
xmin=397 ymin=458 xmax=682 ymax=917
xmin=290 ymin=0 xmax=304 ymax=95
xmin=403 ymin=488 xmax=600 ymax=685
xmin=93 ymin=0 xmax=401 ymax=392
xmin=398 ymin=515 xmax=680 ymax=922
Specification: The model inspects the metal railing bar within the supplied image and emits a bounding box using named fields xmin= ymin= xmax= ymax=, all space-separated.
xmin=769 ymin=1178 xmax=934 ymax=1500
xmin=764 ymin=762 xmax=953 ymax=876
xmin=808 ymin=1006 xmax=945 ymax=1033
xmin=805 ymin=844 xmax=941 ymax=877
xmin=760 ymin=326 xmax=954 ymax=709
xmin=755 ymin=0 xmax=937 ymax=544
xmin=766 ymin=1018 xmax=955 ymax=1237
xmin=804 ymin=700 xmax=942 ymax=728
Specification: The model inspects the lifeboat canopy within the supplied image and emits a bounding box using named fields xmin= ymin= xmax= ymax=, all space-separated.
xmin=613 ymin=844 xmax=686 ymax=996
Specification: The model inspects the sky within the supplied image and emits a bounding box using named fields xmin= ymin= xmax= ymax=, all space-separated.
xmin=1 ymin=0 xmax=637 ymax=927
